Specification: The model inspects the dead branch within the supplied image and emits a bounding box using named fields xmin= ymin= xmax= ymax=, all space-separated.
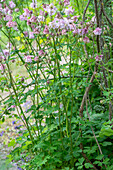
xmin=83 ymin=0 xmax=91 ymax=21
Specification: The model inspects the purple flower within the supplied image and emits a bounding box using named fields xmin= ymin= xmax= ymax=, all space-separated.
xmin=12 ymin=121 xmax=16 ymax=125
xmin=0 ymin=131 xmax=4 ymax=136
xmin=23 ymin=101 xmax=31 ymax=112
xmin=93 ymin=27 xmax=102 ymax=35
xmin=17 ymin=167 xmax=22 ymax=170
xmin=14 ymin=125 xmax=22 ymax=129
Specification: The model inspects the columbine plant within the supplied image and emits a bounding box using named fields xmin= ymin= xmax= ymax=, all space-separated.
xmin=0 ymin=0 xmax=113 ymax=169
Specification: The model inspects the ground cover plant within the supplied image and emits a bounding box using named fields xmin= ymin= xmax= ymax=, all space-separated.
xmin=0 ymin=0 xmax=113 ymax=169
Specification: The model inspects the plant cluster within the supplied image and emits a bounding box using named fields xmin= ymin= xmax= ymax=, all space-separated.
xmin=0 ymin=0 xmax=113 ymax=169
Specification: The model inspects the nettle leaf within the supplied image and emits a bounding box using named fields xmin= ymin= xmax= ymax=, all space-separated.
xmin=78 ymin=157 xmax=85 ymax=164
xmin=96 ymin=154 xmax=104 ymax=160
xmin=99 ymin=126 xmax=113 ymax=137
xmin=78 ymin=165 xmax=83 ymax=169
xmin=84 ymin=163 xmax=94 ymax=168
xmin=102 ymin=141 xmax=112 ymax=146
xmin=93 ymin=161 xmax=102 ymax=166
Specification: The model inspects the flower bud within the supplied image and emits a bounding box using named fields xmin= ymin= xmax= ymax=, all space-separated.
xmin=45 ymin=12 xmax=48 ymax=17
xmin=59 ymin=1 xmax=62 ymax=5
xmin=47 ymin=80 xmax=50 ymax=84
xmin=11 ymin=59 xmax=15 ymax=63
xmin=21 ymin=77 xmax=24 ymax=82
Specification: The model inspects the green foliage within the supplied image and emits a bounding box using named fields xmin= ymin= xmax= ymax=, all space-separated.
xmin=0 ymin=0 xmax=113 ymax=169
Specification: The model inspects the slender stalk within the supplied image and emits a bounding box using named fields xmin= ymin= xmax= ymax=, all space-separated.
xmin=6 ymin=63 xmax=34 ymax=144
xmin=69 ymin=47 xmax=74 ymax=167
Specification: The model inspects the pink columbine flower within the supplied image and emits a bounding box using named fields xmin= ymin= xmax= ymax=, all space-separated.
xmin=82 ymin=27 xmax=88 ymax=35
xmin=62 ymin=29 xmax=67 ymax=35
xmin=27 ymin=19 xmax=31 ymax=25
xmin=0 ymin=64 xmax=5 ymax=70
xmin=15 ymin=8 xmax=19 ymax=12
xmin=34 ymin=56 xmax=39 ymax=61
xmin=37 ymin=15 xmax=44 ymax=22
xmin=25 ymin=55 xmax=32 ymax=63
xmin=30 ymin=2 xmax=37 ymax=9
xmin=6 ymin=21 xmax=17 ymax=27
xmin=3 ymin=49 xmax=9 ymax=56
xmin=64 ymin=6 xmax=74 ymax=15
xmin=9 ymin=1 xmax=16 ymax=9
xmin=29 ymin=16 xmax=37 ymax=22
xmin=19 ymin=15 xmax=26 ymax=21
xmin=4 ymin=15 xmax=13 ymax=21
xmin=40 ymin=10 xmax=44 ymax=16
xmin=44 ymin=3 xmax=57 ymax=16
xmin=71 ymin=15 xmax=79 ymax=22
xmin=43 ymin=25 xmax=49 ymax=34
xmin=38 ymin=50 xmax=44 ymax=56
xmin=91 ymin=16 xmax=96 ymax=23
xmin=23 ymin=8 xmax=31 ymax=17
xmin=95 ymin=55 xmax=103 ymax=61
xmin=3 ymin=7 xmax=10 ymax=14
xmin=73 ymin=29 xmax=78 ymax=36
xmin=23 ymin=31 xmax=28 ymax=37
xmin=31 ymin=24 xmax=35 ymax=30
xmin=6 ymin=42 xmax=12 ymax=48
xmin=29 ymin=32 xmax=34 ymax=39
xmin=93 ymin=27 xmax=102 ymax=35
xmin=11 ymin=105 xmax=16 ymax=108
xmin=83 ymin=36 xmax=90 ymax=43
xmin=64 ymin=0 xmax=70 ymax=6
xmin=33 ymin=27 xmax=40 ymax=34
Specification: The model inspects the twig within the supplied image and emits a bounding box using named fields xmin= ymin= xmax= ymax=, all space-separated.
xmin=86 ymin=99 xmax=107 ymax=169
xmin=100 ymin=0 xmax=113 ymax=27
xmin=79 ymin=71 xmax=96 ymax=118
xmin=83 ymin=0 xmax=91 ymax=21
